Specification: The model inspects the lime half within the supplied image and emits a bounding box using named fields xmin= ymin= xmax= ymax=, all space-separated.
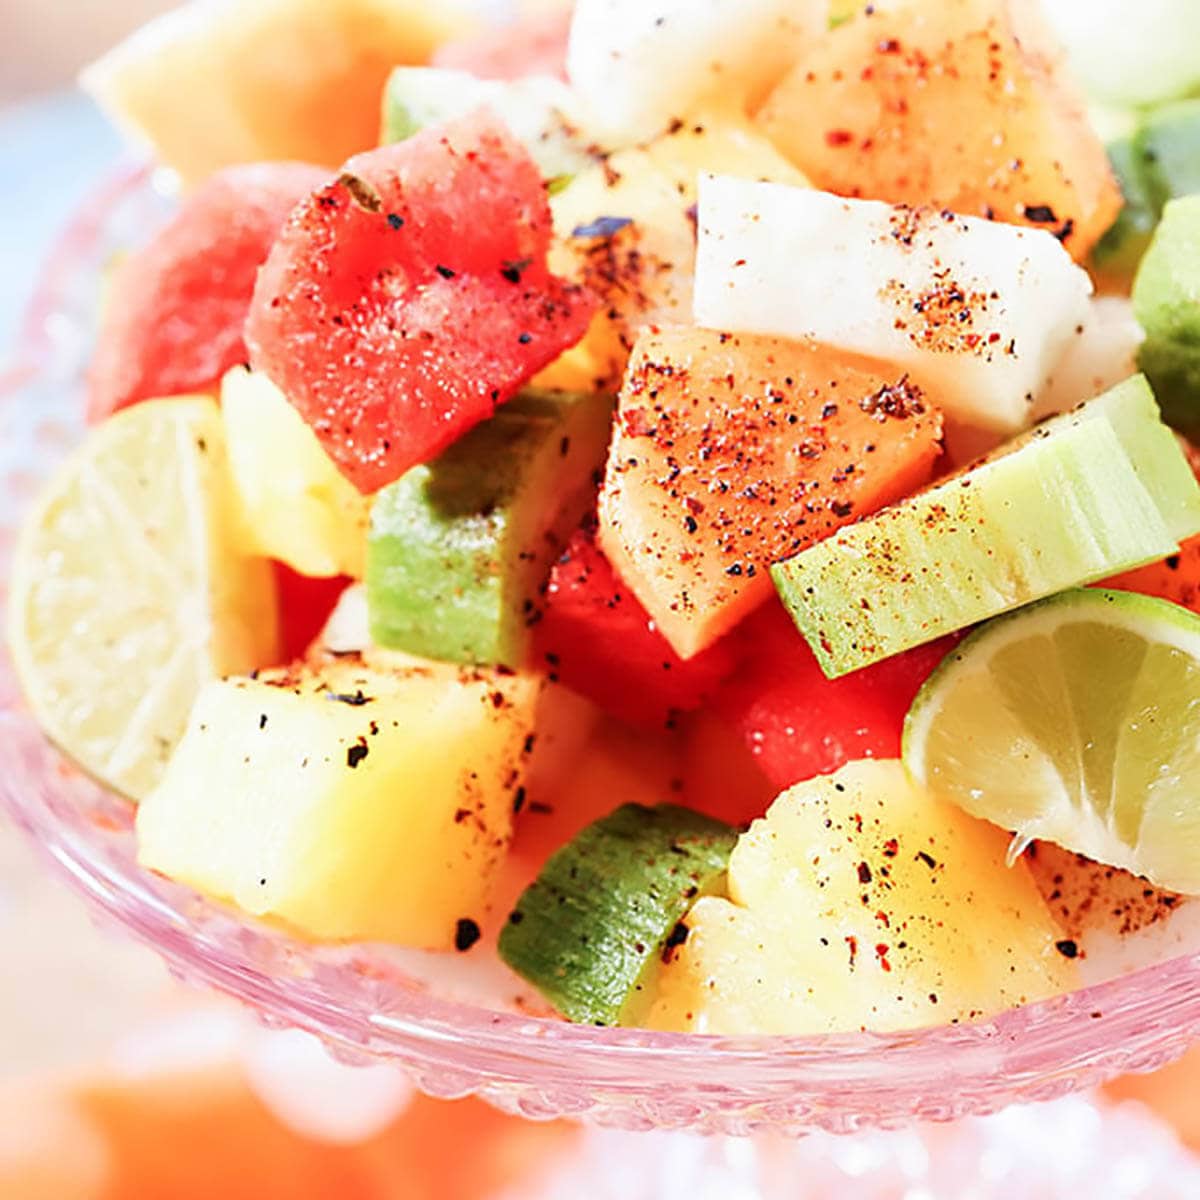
xmin=903 ymin=588 xmax=1200 ymax=894
xmin=6 ymin=397 xmax=279 ymax=801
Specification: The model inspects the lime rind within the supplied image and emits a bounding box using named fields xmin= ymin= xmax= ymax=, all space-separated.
xmin=903 ymin=588 xmax=1200 ymax=892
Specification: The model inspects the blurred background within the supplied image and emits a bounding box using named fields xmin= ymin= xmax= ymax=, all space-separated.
xmin=3 ymin=2 xmax=1200 ymax=1197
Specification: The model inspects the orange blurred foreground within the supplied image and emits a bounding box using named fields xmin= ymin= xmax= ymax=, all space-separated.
xmin=0 ymin=1063 xmax=577 ymax=1200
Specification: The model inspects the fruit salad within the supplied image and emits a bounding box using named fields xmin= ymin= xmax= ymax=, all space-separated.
xmin=10 ymin=0 xmax=1200 ymax=1038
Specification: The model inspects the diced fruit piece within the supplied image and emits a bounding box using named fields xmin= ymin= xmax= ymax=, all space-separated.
xmin=221 ymin=369 xmax=370 ymax=580
xmin=310 ymin=579 xmax=601 ymax=805
xmin=498 ymin=803 xmax=737 ymax=1024
xmin=694 ymin=175 xmax=1093 ymax=437
xmin=88 ymin=162 xmax=328 ymax=423
xmin=598 ymin=325 xmax=945 ymax=659
xmin=773 ymin=378 xmax=1200 ymax=677
xmin=246 ymin=111 xmax=596 ymax=495
xmin=432 ymin=7 xmax=571 ymax=80
xmin=81 ymin=0 xmax=469 ymax=185
xmin=380 ymin=68 xmax=598 ymax=181
xmin=644 ymin=760 xmax=1073 ymax=1034
xmin=540 ymin=117 xmax=806 ymax=393
xmin=903 ymin=588 xmax=1200 ymax=894
xmin=1133 ymin=196 xmax=1200 ymax=437
xmin=755 ymin=0 xmax=1121 ymax=259
xmin=1105 ymin=541 xmax=1200 ymax=615
xmin=676 ymin=708 xmax=778 ymax=828
xmin=1040 ymin=0 xmax=1200 ymax=108
xmin=1138 ymin=100 xmax=1200 ymax=213
xmin=1031 ymin=298 xmax=1143 ymax=421
xmin=712 ymin=600 xmax=957 ymax=789
xmin=1092 ymin=101 xmax=1200 ymax=286
xmin=566 ymin=0 xmax=824 ymax=144
xmin=366 ymin=389 xmax=613 ymax=668
xmin=274 ymin=565 xmax=350 ymax=664
xmin=532 ymin=526 xmax=740 ymax=727
xmin=6 ymin=397 xmax=278 ymax=801
xmin=1090 ymin=136 xmax=1160 ymax=282
xmin=137 ymin=655 xmax=538 ymax=947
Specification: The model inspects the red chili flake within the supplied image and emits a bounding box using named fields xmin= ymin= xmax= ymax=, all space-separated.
xmin=882 ymin=838 xmax=899 ymax=858
xmin=825 ymin=129 xmax=854 ymax=147
xmin=661 ymin=921 xmax=690 ymax=962
xmin=916 ymin=851 xmax=937 ymax=869
xmin=845 ymin=935 xmax=859 ymax=967
xmin=346 ymin=739 xmax=369 ymax=769
xmin=875 ymin=943 xmax=891 ymax=972
xmin=857 ymin=862 xmax=873 ymax=884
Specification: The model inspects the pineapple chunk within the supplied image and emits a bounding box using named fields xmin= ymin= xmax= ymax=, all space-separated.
xmin=136 ymin=655 xmax=538 ymax=947
xmin=535 ymin=116 xmax=807 ymax=393
xmin=645 ymin=760 xmax=1075 ymax=1034
xmin=221 ymin=367 xmax=371 ymax=579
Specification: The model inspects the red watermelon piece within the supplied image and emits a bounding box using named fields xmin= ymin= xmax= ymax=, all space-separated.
xmin=432 ymin=8 xmax=571 ymax=80
xmin=245 ymin=110 xmax=596 ymax=494
xmin=714 ymin=599 xmax=958 ymax=790
xmin=88 ymin=161 xmax=328 ymax=422
xmin=533 ymin=527 xmax=740 ymax=728
xmin=272 ymin=563 xmax=351 ymax=664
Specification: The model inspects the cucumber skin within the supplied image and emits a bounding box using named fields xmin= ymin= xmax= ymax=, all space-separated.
xmin=1134 ymin=196 xmax=1200 ymax=438
xmin=499 ymin=804 xmax=737 ymax=1026
xmin=1092 ymin=99 xmax=1200 ymax=282
xmin=366 ymin=390 xmax=613 ymax=669
xmin=771 ymin=408 xmax=1182 ymax=678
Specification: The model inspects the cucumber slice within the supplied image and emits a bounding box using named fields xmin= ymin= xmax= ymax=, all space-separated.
xmin=1133 ymin=196 xmax=1200 ymax=437
xmin=499 ymin=803 xmax=737 ymax=1025
xmin=381 ymin=67 xmax=598 ymax=182
xmin=1137 ymin=98 xmax=1200 ymax=212
xmin=1091 ymin=136 xmax=1159 ymax=278
xmin=771 ymin=382 xmax=1198 ymax=678
xmin=366 ymin=390 xmax=613 ymax=669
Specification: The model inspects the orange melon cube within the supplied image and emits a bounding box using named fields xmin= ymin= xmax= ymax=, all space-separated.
xmin=755 ymin=0 xmax=1121 ymax=261
xmin=597 ymin=326 xmax=945 ymax=659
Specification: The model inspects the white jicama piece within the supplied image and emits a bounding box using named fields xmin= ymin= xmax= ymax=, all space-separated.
xmin=694 ymin=174 xmax=1093 ymax=434
xmin=566 ymin=0 xmax=826 ymax=145
xmin=1032 ymin=297 xmax=1145 ymax=421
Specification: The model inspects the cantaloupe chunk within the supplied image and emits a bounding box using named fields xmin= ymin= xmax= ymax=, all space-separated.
xmin=535 ymin=117 xmax=806 ymax=393
xmin=645 ymin=760 xmax=1075 ymax=1035
xmin=137 ymin=655 xmax=538 ymax=948
xmin=597 ymin=325 xmax=944 ymax=659
xmin=82 ymin=0 xmax=470 ymax=186
xmin=755 ymin=0 xmax=1121 ymax=261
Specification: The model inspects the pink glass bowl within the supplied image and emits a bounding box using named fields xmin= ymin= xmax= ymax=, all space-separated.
xmin=3 ymin=165 xmax=1200 ymax=1138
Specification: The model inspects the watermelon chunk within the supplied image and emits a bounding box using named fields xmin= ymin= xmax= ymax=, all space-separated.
xmin=246 ymin=110 xmax=597 ymax=493
xmin=533 ymin=527 xmax=740 ymax=728
xmin=88 ymin=161 xmax=328 ymax=422
xmin=714 ymin=600 xmax=957 ymax=790
xmin=432 ymin=8 xmax=571 ymax=80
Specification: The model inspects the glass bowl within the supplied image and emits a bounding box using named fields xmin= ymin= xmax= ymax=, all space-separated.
xmin=3 ymin=165 xmax=1200 ymax=1139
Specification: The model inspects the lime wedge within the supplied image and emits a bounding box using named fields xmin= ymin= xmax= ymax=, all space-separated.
xmin=903 ymin=588 xmax=1200 ymax=893
xmin=6 ymin=397 xmax=279 ymax=801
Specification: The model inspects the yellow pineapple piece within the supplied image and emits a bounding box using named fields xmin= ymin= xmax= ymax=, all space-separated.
xmin=137 ymin=655 xmax=538 ymax=948
xmin=646 ymin=760 xmax=1075 ymax=1034
xmin=221 ymin=368 xmax=370 ymax=579
xmin=535 ymin=115 xmax=807 ymax=392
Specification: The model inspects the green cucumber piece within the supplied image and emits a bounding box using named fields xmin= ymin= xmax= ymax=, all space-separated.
xmin=499 ymin=803 xmax=737 ymax=1025
xmin=381 ymin=67 xmax=598 ymax=181
xmin=366 ymin=389 xmax=613 ymax=669
xmin=1039 ymin=375 xmax=1200 ymax=544
xmin=1092 ymin=135 xmax=1159 ymax=277
xmin=1133 ymin=196 xmax=1200 ymax=436
xmin=772 ymin=385 xmax=1196 ymax=678
xmin=1138 ymin=99 xmax=1200 ymax=214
